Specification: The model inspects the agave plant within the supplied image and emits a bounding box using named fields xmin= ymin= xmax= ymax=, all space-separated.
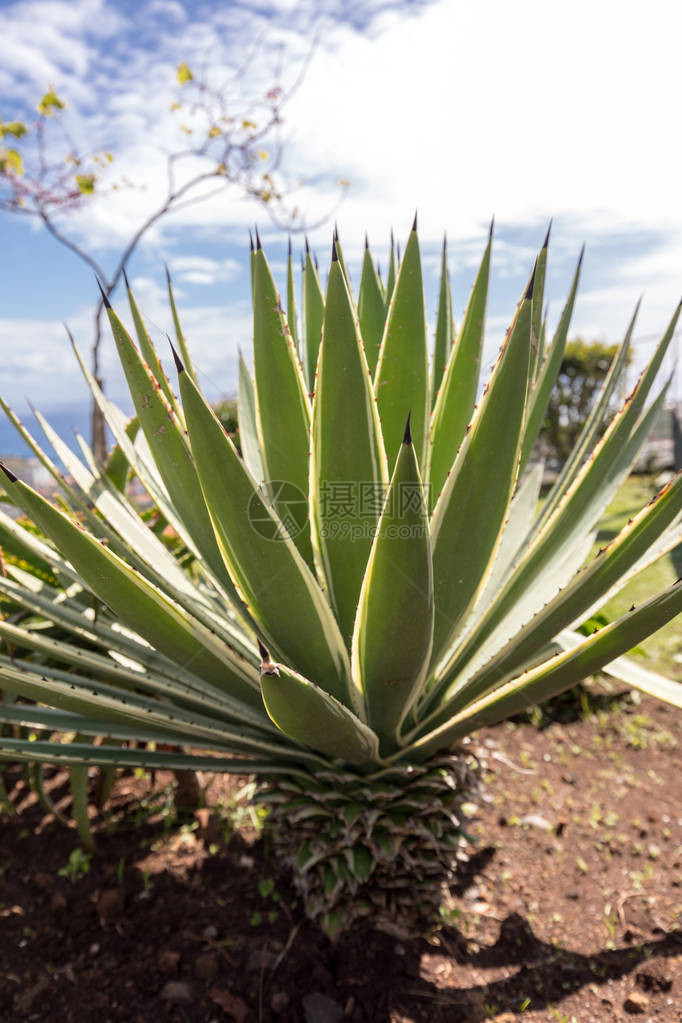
xmin=0 ymin=219 xmax=680 ymax=937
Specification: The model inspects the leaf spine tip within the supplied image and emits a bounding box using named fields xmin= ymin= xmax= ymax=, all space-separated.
xmin=525 ymin=261 xmax=536 ymax=300
xmin=0 ymin=461 xmax=18 ymax=483
xmin=333 ymin=223 xmax=339 ymax=241
xmin=255 ymin=226 xmax=262 ymax=250
xmin=411 ymin=210 xmax=418 ymax=232
xmin=578 ymin=243 xmax=585 ymax=266
xmin=304 ymin=235 xmax=310 ymax=253
xmin=96 ymin=278 xmax=111 ymax=309
xmin=164 ymin=263 xmax=172 ymax=285
xmin=122 ymin=266 xmax=130 ymax=290
xmin=364 ymin=232 xmax=369 ymax=250
xmin=331 ymin=239 xmax=339 ymax=263
xmin=249 ymin=229 xmax=254 ymax=251
xmin=168 ymin=336 xmax=184 ymax=374
xmin=403 ymin=411 xmax=412 ymax=445
xmin=489 ymin=215 xmax=495 ymax=239
xmin=288 ymin=235 xmax=292 ymax=257
xmin=542 ymin=218 xmax=552 ymax=249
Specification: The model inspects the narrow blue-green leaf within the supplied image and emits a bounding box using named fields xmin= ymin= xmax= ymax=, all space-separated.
xmin=125 ymin=274 xmax=179 ymax=413
xmin=406 ymin=579 xmax=682 ymax=760
xmin=302 ymin=246 xmax=324 ymax=392
xmin=252 ymin=247 xmax=313 ymax=564
xmin=528 ymin=225 xmax=550 ymax=381
xmin=166 ymin=265 xmax=196 ymax=383
xmin=311 ymin=258 xmax=387 ymax=642
xmin=557 ymin=631 xmax=682 ymax=708
xmin=531 ymin=302 xmax=635 ymax=530
xmin=430 ymin=235 xmax=454 ymax=406
xmin=518 ymin=249 xmax=583 ymax=473
xmin=385 ymin=231 xmax=396 ymax=309
xmin=238 ymin=351 xmax=264 ymax=483
xmin=286 ymin=237 xmax=300 ymax=356
xmin=260 ymin=658 xmax=380 ymax=766
xmin=352 ymin=427 xmax=433 ymax=751
xmin=428 ymin=226 xmax=492 ymax=506
xmin=177 ymin=363 xmax=356 ymax=709
xmin=102 ymin=300 xmax=241 ymax=601
xmin=357 ymin=240 xmax=386 ymax=376
xmin=70 ymin=752 xmax=95 ymax=852
xmin=429 ymin=278 xmax=533 ymax=670
xmin=0 ymin=471 xmax=261 ymax=706
xmin=374 ymin=224 xmax=429 ymax=470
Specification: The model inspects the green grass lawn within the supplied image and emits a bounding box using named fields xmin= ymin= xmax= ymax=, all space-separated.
xmin=591 ymin=474 xmax=682 ymax=680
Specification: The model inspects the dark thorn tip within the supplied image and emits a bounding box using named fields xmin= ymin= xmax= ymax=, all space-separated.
xmin=411 ymin=210 xmax=417 ymax=232
xmin=364 ymin=232 xmax=369 ymax=250
xmin=0 ymin=462 xmax=18 ymax=483
xmin=288 ymin=235 xmax=292 ymax=257
xmin=168 ymin=336 xmax=184 ymax=374
xmin=525 ymin=261 xmax=537 ymax=300
xmin=390 ymin=228 xmax=394 ymax=247
xmin=249 ymin=229 xmax=254 ymax=251
xmin=578 ymin=243 xmax=585 ymax=266
xmin=122 ymin=266 xmax=130 ymax=290
xmin=489 ymin=215 xmax=495 ymax=239
xmin=96 ymin=278 xmax=111 ymax=309
xmin=403 ymin=411 xmax=412 ymax=445
xmin=257 ymin=638 xmax=270 ymax=661
xmin=333 ymin=223 xmax=339 ymax=241
xmin=165 ymin=263 xmax=172 ymax=285
xmin=255 ymin=226 xmax=262 ymax=250
xmin=63 ymin=322 xmax=76 ymax=345
xmin=331 ymin=239 xmax=339 ymax=263
xmin=542 ymin=218 xmax=552 ymax=249
xmin=304 ymin=235 xmax=310 ymax=253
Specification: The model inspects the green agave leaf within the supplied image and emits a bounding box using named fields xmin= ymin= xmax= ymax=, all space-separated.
xmin=556 ymin=630 xmax=682 ymax=708
xmin=528 ymin=224 xmax=550 ymax=380
xmin=69 ymin=749 xmax=95 ymax=851
xmin=286 ymin=236 xmax=300 ymax=356
xmin=429 ymin=272 xmax=533 ymax=671
xmin=124 ymin=269 xmax=179 ymax=414
xmin=259 ymin=645 xmax=380 ymax=766
xmin=357 ymin=238 xmax=386 ymax=376
xmin=531 ymin=301 xmax=635 ymax=530
xmin=352 ymin=422 xmax=433 ymax=751
xmin=104 ymin=416 xmax=139 ymax=492
xmin=428 ymin=224 xmax=492 ymax=506
xmin=238 ymin=351 xmax=265 ymax=483
xmin=385 ymin=230 xmax=397 ymax=309
xmin=0 ymin=738 xmax=309 ymax=776
xmin=447 ymin=306 xmax=680 ymax=681
xmin=0 ymin=470 xmax=261 ymax=707
xmin=177 ymin=359 xmax=357 ymax=709
xmin=166 ymin=265 xmax=196 ymax=383
xmin=406 ymin=579 xmax=682 ymax=760
xmin=302 ymin=243 xmax=324 ymax=392
xmin=434 ymin=469 xmax=682 ymax=720
xmin=332 ymin=226 xmax=353 ymax=299
xmin=101 ymin=298 xmax=242 ymax=601
xmin=311 ymin=255 xmax=387 ymax=642
xmin=252 ymin=244 xmax=313 ymax=563
xmin=374 ymin=221 xmax=429 ymax=470
xmin=430 ymin=235 xmax=454 ymax=406
xmin=518 ymin=248 xmax=583 ymax=473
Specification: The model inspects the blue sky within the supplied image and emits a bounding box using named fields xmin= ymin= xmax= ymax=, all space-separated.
xmin=1 ymin=0 xmax=681 ymax=456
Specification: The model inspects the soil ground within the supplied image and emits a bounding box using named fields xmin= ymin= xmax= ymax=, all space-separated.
xmin=1 ymin=683 xmax=680 ymax=1023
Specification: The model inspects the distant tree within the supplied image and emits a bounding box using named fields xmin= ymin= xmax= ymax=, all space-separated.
xmin=541 ymin=339 xmax=627 ymax=465
xmin=0 ymin=46 xmax=342 ymax=459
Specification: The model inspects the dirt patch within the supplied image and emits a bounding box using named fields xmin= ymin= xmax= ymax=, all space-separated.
xmin=1 ymin=687 xmax=680 ymax=1022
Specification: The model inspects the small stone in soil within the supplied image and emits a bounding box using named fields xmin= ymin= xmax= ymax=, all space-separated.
xmin=302 ymin=992 xmax=344 ymax=1023
xmin=270 ymin=991 xmax=289 ymax=1013
xmin=247 ymin=949 xmax=279 ymax=971
xmin=195 ymin=951 xmax=218 ymax=982
xmin=160 ymin=980 xmax=193 ymax=1005
xmin=623 ymin=990 xmax=649 ymax=1014
xmin=50 ymin=892 xmax=67 ymax=912
xmin=158 ymin=948 xmax=181 ymax=973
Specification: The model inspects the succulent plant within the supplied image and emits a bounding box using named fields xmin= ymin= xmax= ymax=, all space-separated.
xmin=0 ymin=219 xmax=680 ymax=937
